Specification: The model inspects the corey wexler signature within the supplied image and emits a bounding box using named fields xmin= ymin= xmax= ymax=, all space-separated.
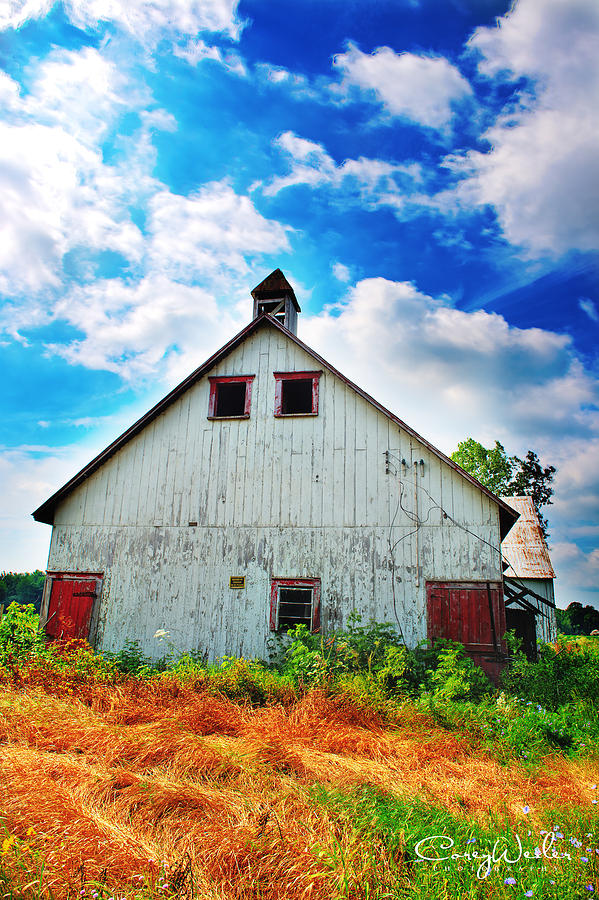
xmin=414 ymin=831 xmax=571 ymax=879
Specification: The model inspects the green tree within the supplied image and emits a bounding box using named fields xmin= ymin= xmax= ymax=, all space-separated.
xmin=450 ymin=438 xmax=556 ymax=539
xmin=556 ymin=602 xmax=599 ymax=635
xmin=0 ymin=571 xmax=45 ymax=614
xmin=450 ymin=439 xmax=513 ymax=495
xmin=506 ymin=450 xmax=556 ymax=537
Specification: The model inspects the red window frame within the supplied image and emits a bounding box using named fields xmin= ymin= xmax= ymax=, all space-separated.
xmin=269 ymin=577 xmax=321 ymax=632
xmin=208 ymin=375 xmax=255 ymax=419
xmin=273 ymin=371 xmax=321 ymax=417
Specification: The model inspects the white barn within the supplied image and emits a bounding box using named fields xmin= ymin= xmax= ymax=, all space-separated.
xmin=34 ymin=270 xmax=518 ymax=678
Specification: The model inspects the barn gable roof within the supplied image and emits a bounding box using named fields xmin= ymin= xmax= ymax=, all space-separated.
xmin=32 ymin=314 xmax=518 ymax=537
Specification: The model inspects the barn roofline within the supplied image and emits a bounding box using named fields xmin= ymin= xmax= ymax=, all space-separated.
xmin=32 ymin=314 xmax=519 ymax=538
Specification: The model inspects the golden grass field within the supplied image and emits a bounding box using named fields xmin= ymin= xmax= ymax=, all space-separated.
xmin=1 ymin=666 xmax=598 ymax=900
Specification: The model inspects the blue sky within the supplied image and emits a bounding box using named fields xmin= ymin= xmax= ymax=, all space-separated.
xmin=1 ymin=0 xmax=598 ymax=609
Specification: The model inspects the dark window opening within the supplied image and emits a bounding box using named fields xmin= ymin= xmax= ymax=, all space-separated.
xmin=258 ymin=300 xmax=286 ymax=325
xmin=281 ymin=379 xmax=312 ymax=414
xmin=208 ymin=376 xmax=254 ymax=418
xmin=215 ymin=382 xmax=246 ymax=417
xmin=278 ymin=588 xmax=313 ymax=630
xmin=274 ymin=371 xmax=320 ymax=416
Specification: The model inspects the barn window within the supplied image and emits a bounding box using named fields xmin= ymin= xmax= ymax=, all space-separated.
xmin=208 ymin=375 xmax=255 ymax=419
xmin=270 ymin=578 xmax=321 ymax=632
xmin=273 ymin=371 xmax=321 ymax=416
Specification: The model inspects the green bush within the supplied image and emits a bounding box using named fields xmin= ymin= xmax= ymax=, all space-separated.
xmin=427 ymin=640 xmax=492 ymax=703
xmin=502 ymin=635 xmax=599 ymax=708
xmin=104 ymin=640 xmax=156 ymax=675
xmin=333 ymin=612 xmax=404 ymax=673
xmin=202 ymin=656 xmax=297 ymax=704
xmin=270 ymin=614 xmax=414 ymax=690
xmin=273 ymin=619 xmax=493 ymax=705
xmin=0 ymin=602 xmax=45 ymax=664
xmin=375 ymin=644 xmax=426 ymax=697
xmin=281 ymin=624 xmax=341 ymax=685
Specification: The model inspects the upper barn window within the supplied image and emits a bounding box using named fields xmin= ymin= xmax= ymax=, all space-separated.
xmin=208 ymin=375 xmax=255 ymax=419
xmin=274 ymin=371 xmax=321 ymax=417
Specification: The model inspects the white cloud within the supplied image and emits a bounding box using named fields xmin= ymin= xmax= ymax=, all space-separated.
xmin=0 ymin=120 xmax=142 ymax=296
xmin=264 ymin=130 xmax=422 ymax=206
xmin=172 ymin=40 xmax=246 ymax=74
xmin=447 ymin=0 xmax=599 ymax=258
xmin=551 ymin=542 xmax=599 ymax=605
xmin=0 ymin=444 xmax=86 ymax=570
xmin=0 ymin=45 xmax=292 ymax=377
xmin=580 ymin=298 xmax=599 ymax=323
xmin=333 ymin=42 xmax=472 ymax=130
xmin=550 ymin=439 xmax=599 ymax=523
xmin=303 ymin=276 xmax=599 ymax=454
xmin=1 ymin=0 xmax=243 ymax=42
xmin=43 ymin=179 xmax=290 ymax=380
xmin=540 ymin=439 xmax=599 ymax=606
xmin=0 ymin=70 xmax=20 ymax=109
xmin=469 ymin=0 xmax=599 ymax=91
xmin=1 ymin=412 xmax=160 ymax=570
xmin=23 ymin=46 xmax=130 ymax=144
xmin=0 ymin=47 xmax=157 ymax=299
xmin=253 ymin=63 xmax=320 ymax=100
xmin=147 ymin=181 xmax=290 ymax=281
xmin=47 ymin=276 xmax=223 ymax=379
xmin=332 ymin=262 xmax=351 ymax=283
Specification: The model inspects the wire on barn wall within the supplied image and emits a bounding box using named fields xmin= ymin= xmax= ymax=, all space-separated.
xmin=384 ymin=450 xmax=551 ymax=632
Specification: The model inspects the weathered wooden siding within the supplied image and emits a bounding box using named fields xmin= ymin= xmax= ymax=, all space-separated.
xmin=48 ymin=324 xmax=503 ymax=659
xmin=517 ymin=578 xmax=557 ymax=643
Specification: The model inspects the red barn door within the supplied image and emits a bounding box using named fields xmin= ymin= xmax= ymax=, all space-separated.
xmin=45 ymin=576 xmax=99 ymax=642
xmin=426 ymin=581 xmax=507 ymax=684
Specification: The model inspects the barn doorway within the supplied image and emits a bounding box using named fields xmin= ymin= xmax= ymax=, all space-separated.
xmin=426 ymin=581 xmax=507 ymax=684
xmin=505 ymin=607 xmax=537 ymax=661
xmin=43 ymin=574 xmax=102 ymax=642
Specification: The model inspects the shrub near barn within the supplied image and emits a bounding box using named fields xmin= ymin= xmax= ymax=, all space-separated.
xmin=0 ymin=603 xmax=598 ymax=899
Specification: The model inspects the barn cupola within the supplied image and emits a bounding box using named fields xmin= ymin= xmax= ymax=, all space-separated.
xmin=251 ymin=268 xmax=300 ymax=335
